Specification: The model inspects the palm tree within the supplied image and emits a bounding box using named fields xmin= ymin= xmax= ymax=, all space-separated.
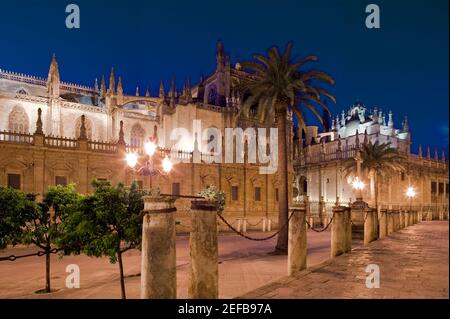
xmin=237 ymin=42 xmax=335 ymax=254
xmin=344 ymin=141 xmax=405 ymax=212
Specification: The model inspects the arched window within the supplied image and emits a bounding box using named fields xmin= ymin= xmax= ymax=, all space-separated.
xmin=130 ymin=123 xmax=145 ymax=147
xmin=75 ymin=116 xmax=93 ymax=140
xmin=8 ymin=105 xmax=29 ymax=133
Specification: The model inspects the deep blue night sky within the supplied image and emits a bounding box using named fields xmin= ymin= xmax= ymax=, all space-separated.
xmin=0 ymin=0 xmax=448 ymax=155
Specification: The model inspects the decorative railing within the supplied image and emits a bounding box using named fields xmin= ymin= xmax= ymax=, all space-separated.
xmin=45 ymin=136 xmax=78 ymax=149
xmin=88 ymin=140 xmax=117 ymax=153
xmin=0 ymin=131 xmax=34 ymax=144
xmin=0 ymin=69 xmax=96 ymax=95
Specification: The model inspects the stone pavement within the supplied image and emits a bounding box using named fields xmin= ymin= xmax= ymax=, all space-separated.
xmin=240 ymin=221 xmax=449 ymax=299
xmin=0 ymin=230 xmax=334 ymax=299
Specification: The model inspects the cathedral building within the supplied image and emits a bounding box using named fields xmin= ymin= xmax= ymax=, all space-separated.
xmin=0 ymin=41 xmax=447 ymax=231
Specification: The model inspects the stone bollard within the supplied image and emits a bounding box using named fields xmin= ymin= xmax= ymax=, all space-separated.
xmin=343 ymin=207 xmax=352 ymax=253
xmin=331 ymin=206 xmax=346 ymax=257
xmin=393 ymin=210 xmax=400 ymax=232
xmin=387 ymin=211 xmax=394 ymax=235
xmin=364 ymin=209 xmax=376 ymax=245
xmin=141 ymin=196 xmax=177 ymax=299
xmin=288 ymin=203 xmax=307 ymax=275
xmin=403 ymin=211 xmax=409 ymax=227
xmin=189 ymin=200 xmax=219 ymax=299
xmin=399 ymin=211 xmax=404 ymax=229
xmin=379 ymin=209 xmax=388 ymax=238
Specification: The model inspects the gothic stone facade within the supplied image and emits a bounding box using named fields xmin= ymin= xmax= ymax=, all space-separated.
xmin=0 ymin=42 xmax=447 ymax=231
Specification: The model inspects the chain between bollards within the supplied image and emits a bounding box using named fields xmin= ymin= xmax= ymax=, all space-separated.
xmin=217 ymin=211 xmax=295 ymax=241
xmin=0 ymin=248 xmax=60 ymax=262
xmin=305 ymin=213 xmax=334 ymax=232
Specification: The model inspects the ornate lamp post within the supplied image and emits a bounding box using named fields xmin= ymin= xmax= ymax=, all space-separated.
xmin=126 ymin=139 xmax=173 ymax=186
xmin=352 ymin=149 xmax=365 ymax=202
xmin=352 ymin=177 xmax=365 ymax=202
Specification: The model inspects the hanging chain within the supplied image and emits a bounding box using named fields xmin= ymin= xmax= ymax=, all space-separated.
xmin=217 ymin=211 xmax=295 ymax=241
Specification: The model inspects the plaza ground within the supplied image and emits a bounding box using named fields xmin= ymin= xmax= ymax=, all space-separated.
xmin=0 ymin=229 xmax=341 ymax=299
xmin=1 ymin=222 xmax=447 ymax=299
xmin=241 ymin=221 xmax=449 ymax=299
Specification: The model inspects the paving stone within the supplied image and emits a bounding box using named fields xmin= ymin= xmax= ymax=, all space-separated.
xmin=240 ymin=221 xmax=449 ymax=299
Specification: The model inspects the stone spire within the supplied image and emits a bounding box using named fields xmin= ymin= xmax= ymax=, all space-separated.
xmin=372 ymin=107 xmax=378 ymax=123
xmin=136 ymin=86 xmax=140 ymax=96
xmin=159 ymin=80 xmax=165 ymax=98
xmin=378 ymin=109 xmax=383 ymax=125
xmin=434 ymin=148 xmax=439 ymax=160
xmin=170 ymin=78 xmax=176 ymax=106
xmin=117 ymin=76 xmax=123 ymax=96
xmin=185 ymin=78 xmax=192 ymax=102
xmin=388 ymin=111 xmax=394 ymax=130
xmin=47 ymin=53 xmax=60 ymax=98
xmin=403 ymin=116 xmax=409 ymax=132
xmin=418 ymin=144 xmax=422 ymax=158
xmin=363 ymin=129 xmax=368 ymax=144
xmin=426 ymin=146 xmax=431 ymax=159
xmin=335 ymin=115 xmax=340 ymax=130
xmin=441 ymin=149 xmax=446 ymax=162
xmin=216 ymin=40 xmax=224 ymax=71
xmin=108 ymin=67 xmax=116 ymax=94
xmin=79 ymin=115 xmax=87 ymax=140
xmin=340 ymin=110 xmax=345 ymax=127
xmin=94 ymin=78 xmax=99 ymax=93
xmin=145 ymin=86 xmax=150 ymax=97
xmin=35 ymin=108 xmax=43 ymax=135
xmin=100 ymin=75 xmax=106 ymax=98
xmin=117 ymin=121 xmax=125 ymax=146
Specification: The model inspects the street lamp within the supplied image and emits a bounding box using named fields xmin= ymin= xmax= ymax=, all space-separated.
xmin=352 ymin=176 xmax=365 ymax=202
xmin=126 ymin=139 xmax=173 ymax=188
xmin=406 ymin=186 xmax=416 ymax=211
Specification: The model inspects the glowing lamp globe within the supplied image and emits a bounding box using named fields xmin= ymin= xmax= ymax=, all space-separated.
xmin=126 ymin=153 xmax=138 ymax=168
xmin=144 ymin=141 xmax=157 ymax=156
xmin=162 ymin=156 xmax=173 ymax=173
xmin=406 ymin=187 xmax=416 ymax=198
xmin=352 ymin=177 xmax=365 ymax=190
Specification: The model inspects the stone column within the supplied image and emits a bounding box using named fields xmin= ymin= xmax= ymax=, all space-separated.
xmin=379 ymin=209 xmax=388 ymax=238
xmin=387 ymin=211 xmax=394 ymax=235
xmin=189 ymin=200 xmax=219 ymax=299
xmin=288 ymin=203 xmax=307 ymax=275
xmin=141 ymin=196 xmax=177 ymax=299
xmin=343 ymin=207 xmax=352 ymax=253
xmin=331 ymin=206 xmax=346 ymax=257
xmin=364 ymin=209 xmax=376 ymax=245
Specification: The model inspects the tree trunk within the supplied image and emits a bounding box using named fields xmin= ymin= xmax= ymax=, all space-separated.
xmin=374 ymin=173 xmax=379 ymax=238
xmin=45 ymin=247 xmax=51 ymax=293
xmin=117 ymin=250 xmax=126 ymax=299
xmin=275 ymin=109 xmax=289 ymax=254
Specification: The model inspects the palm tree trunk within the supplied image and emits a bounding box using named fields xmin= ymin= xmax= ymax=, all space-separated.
xmin=374 ymin=173 xmax=379 ymax=238
xmin=275 ymin=109 xmax=289 ymax=254
xmin=117 ymin=250 xmax=126 ymax=299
